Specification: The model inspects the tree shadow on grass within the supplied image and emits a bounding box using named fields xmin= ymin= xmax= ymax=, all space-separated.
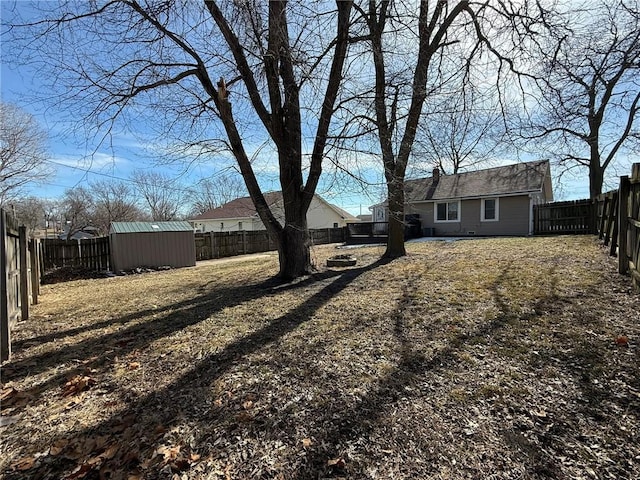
xmin=290 ymin=263 xmax=568 ymax=479
xmin=7 ymin=257 xmax=634 ymax=479
xmin=2 ymin=258 xmax=392 ymax=479
xmin=2 ymin=262 xmax=385 ymax=421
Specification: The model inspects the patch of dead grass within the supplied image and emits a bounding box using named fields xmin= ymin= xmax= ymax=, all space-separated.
xmin=1 ymin=236 xmax=638 ymax=479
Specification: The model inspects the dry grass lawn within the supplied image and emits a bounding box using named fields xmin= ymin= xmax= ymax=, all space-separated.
xmin=1 ymin=236 xmax=639 ymax=479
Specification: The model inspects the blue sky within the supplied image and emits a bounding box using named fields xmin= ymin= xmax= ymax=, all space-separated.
xmin=0 ymin=47 xmax=383 ymax=217
xmin=0 ymin=1 xmax=607 ymax=216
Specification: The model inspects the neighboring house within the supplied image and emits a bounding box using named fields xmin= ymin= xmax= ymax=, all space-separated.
xmin=371 ymin=160 xmax=553 ymax=236
xmin=190 ymin=191 xmax=359 ymax=233
xmin=59 ymin=225 xmax=100 ymax=240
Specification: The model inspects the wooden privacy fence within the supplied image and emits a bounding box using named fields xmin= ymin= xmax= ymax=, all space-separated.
xmin=1 ymin=208 xmax=40 ymax=361
xmin=617 ymin=164 xmax=640 ymax=291
xmin=41 ymin=236 xmax=111 ymax=271
xmin=595 ymin=190 xmax=619 ymax=256
xmin=594 ymin=163 xmax=640 ymax=292
xmin=195 ymin=227 xmax=346 ymax=260
xmin=533 ymin=199 xmax=595 ymax=235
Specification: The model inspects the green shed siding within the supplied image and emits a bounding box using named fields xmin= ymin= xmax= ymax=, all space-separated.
xmin=109 ymin=222 xmax=195 ymax=272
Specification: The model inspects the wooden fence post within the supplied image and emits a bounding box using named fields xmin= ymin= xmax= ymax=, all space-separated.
xmin=618 ymin=176 xmax=630 ymax=274
xmin=598 ymin=194 xmax=607 ymax=238
xmin=19 ymin=226 xmax=29 ymax=322
xmin=29 ymin=239 xmax=40 ymax=305
xmin=1 ymin=209 xmax=10 ymax=361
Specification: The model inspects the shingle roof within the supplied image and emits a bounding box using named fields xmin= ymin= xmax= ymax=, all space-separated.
xmin=110 ymin=221 xmax=194 ymax=234
xmin=191 ymin=192 xmax=283 ymax=220
xmin=191 ymin=191 xmax=358 ymax=221
xmin=405 ymin=160 xmax=550 ymax=203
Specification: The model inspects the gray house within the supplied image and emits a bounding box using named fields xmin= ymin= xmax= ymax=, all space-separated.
xmin=371 ymin=160 xmax=553 ymax=236
xmin=109 ymin=221 xmax=196 ymax=272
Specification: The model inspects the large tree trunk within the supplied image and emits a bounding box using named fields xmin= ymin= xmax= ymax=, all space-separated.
xmin=277 ymin=219 xmax=312 ymax=280
xmin=207 ymin=0 xmax=352 ymax=280
xmin=589 ymin=141 xmax=604 ymax=198
xmin=589 ymin=161 xmax=605 ymax=199
xmin=385 ymin=173 xmax=406 ymax=258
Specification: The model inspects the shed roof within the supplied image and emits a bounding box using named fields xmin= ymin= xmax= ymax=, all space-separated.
xmin=405 ymin=160 xmax=550 ymax=203
xmin=110 ymin=221 xmax=194 ymax=234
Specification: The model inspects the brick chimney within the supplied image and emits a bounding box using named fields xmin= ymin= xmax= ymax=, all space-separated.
xmin=425 ymin=168 xmax=440 ymax=200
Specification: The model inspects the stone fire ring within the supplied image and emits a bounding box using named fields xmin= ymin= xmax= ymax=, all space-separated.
xmin=326 ymin=254 xmax=357 ymax=267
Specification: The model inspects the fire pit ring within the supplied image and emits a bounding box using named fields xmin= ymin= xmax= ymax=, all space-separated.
xmin=326 ymin=254 xmax=357 ymax=267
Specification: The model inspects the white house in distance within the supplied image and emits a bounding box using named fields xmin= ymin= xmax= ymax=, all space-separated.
xmin=371 ymin=160 xmax=554 ymax=236
xmin=190 ymin=191 xmax=359 ymax=233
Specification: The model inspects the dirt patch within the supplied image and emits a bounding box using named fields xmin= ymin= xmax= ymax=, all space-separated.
xmin=41 ymin=266 xmax=114 ymax=284
xmin=1 ymin=237 xmax=638 ymax=479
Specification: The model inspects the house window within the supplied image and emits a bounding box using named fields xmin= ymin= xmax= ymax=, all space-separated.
xmin=481 ymin=198 xmax=499 ymax=222
xmin=333 ymin=222 xmax=339 ymax=228
xmin=435 ymin=201 xmax=460 ymax=222
xmin=238 ymin=221 xmax=243 ymax=230
xmin=220 ymin=222 xmax=224 ymax=230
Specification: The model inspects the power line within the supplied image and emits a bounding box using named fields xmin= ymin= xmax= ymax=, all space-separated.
xmin=41 ymin=158 xmax=210 ymax=196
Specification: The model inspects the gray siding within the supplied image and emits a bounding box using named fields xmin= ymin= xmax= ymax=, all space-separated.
xmin=407 ymin=195 xmax=531 ymax=236
xmin=110 ymin=231 xmax=196 ymax=272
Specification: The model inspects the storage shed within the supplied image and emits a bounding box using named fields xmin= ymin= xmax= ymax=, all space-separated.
xmin=109 ymin=221 xmax=196 ymax=272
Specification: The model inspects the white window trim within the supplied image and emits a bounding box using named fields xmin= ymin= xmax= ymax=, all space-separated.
xmin=481 ymin=197 xmax=500 ymax=222
xmin=434 ymin=200 xmax=461 ymax=223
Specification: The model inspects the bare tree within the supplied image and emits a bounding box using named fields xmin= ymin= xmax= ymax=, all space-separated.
xmin=0 ymin=102 xmax=52 ymax=205
xmin=61 ymin=186 xmax=95 ymax=240
xmin=9 ymin=196 xmax=46 ymax=236
xmin=524 ymin=0 xmax=640 ymax=198
xmin=5 ymin=0 xmax=353 ymax=280
xmin=187 ymin=172 xmax=246 ymax=217
xmin=42 ymin=198 xmax=62 ymax=238
xmin=132 ymin=171 xmax=184 ymax=221
xmin=344 ymin=1 xmax=547 ymax=257
xmin=90 ymin=179 xmax=146 ymax=234
xmin=413 ymin=87 xmax=508 ymax=176
xmin=354 ymin=1 xmax=501 ymax=256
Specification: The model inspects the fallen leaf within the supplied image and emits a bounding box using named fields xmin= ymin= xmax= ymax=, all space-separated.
xmin=616 ymin=335 xmax=629 ymax=347
xmin=157 ymin=445 xmax=181 ymax=462
xmin=1 ymin=387 xmax=16 ymax=402
xmin=127 ymin=362 xmax=141 ymax=370
xmin=242 ymin=400 xmax=253 ymax=409
xmin=62 ymin=375 xmax=96 ymax=397
xmin=11 ymin=456 xmax=35 ymax=471
xmin=63 ymin=463 xmax=93 ymax=479
xmin=1 ymin=387 xmax=32 ymax=408
xmin=302 ymin=438 xmax=313 ymax=448
xmin=190 ymin=453 xmax=201 ymax=462
xmin=327 ymin=457 xmax=346 ymax=468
